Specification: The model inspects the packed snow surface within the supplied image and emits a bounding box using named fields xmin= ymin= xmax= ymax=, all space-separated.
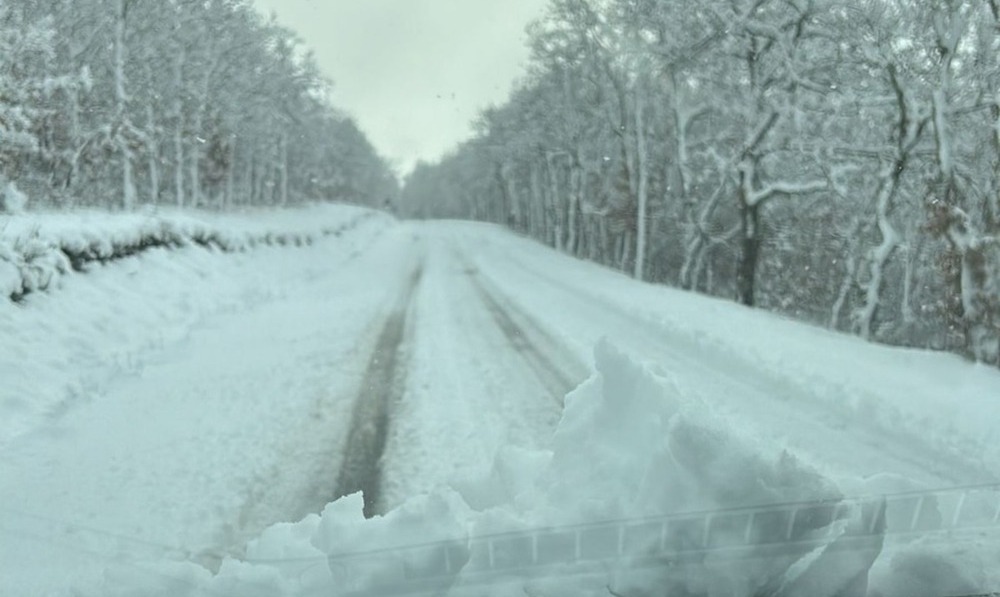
xmin=2 ymin=217 xmax=999 ymax=596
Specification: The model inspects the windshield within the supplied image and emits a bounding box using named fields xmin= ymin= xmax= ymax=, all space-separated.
xmin=1 ymin=1 xmax=999 ymax=596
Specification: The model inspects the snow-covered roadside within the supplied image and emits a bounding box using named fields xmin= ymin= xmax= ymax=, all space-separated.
xmin=0 ymin=207 xmax=428 ymax=596
xmin=0 ymin=204 xmax=379 ymax=447
xmin=0 ymin=204 xmax=375 ymax=301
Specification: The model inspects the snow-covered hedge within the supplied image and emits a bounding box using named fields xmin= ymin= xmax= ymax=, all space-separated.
xmin=0 ymin=204 xmax=378 ymax=302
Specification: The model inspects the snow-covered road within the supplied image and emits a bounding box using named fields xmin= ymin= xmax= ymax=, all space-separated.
xmin=0 ymin=215 xmax=587 ymax=595
xmin=376 ymin=235 xmax=586 ymax=512
xmin=3 ymin=214 xmax=1000 ymax=596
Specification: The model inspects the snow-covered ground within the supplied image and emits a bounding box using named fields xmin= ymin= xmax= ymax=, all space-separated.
xmin=2 ymin=216 xmax=1000 ymax=596
xmin=0 ymin=204 xmax=406 ymax=592
xmin=0 ymin=204 xmax=380 ymax=445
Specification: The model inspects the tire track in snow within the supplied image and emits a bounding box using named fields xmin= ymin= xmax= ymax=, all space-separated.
xmin=334 ymin=261 xmax=423 ymax=517
xmin=374 ymin=244 xmax=582 ymax=510
xmin=463 ymin=259 xmax=586 ymax=406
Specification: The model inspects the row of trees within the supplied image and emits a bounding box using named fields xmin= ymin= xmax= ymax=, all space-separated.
xmin=402 ymin=0 xmax=1000 ymax=365
xmin=0 ymin=0 xmax=397 ymax=211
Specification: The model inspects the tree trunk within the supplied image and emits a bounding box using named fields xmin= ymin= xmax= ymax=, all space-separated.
xmin=856 ymin=64 xmax=918 ymax=340
xmin=279 ymin=133 xmax=289 ymax=206
xmin=146 ymin=105 xmax=159 ymax=204
xmin=830 ymin=219 xmax=863 ymax=330
xmin=735 ymin=195 xmax=761 ymax=307
xmin=225 ymin=134 xmax=236 ymax=209
xmin=566 ymin=157 xmax=582 ymax=255
xmin=545 ymin=153 xmax=565 ymax=251
xmin=64 ymin=87 xmax=81 ymax=200
xmin=633 ymin=88 xmax=649 ymax=281
xmin=530 ymin=162 xmax=545 ymax=239
xmin=172 ymin=46 xmax=185 ymax=207
xmin=856 ymin=166 xmax=903 ymax=340
xmin=188 ymin=53 xmax=216 ymax=207
xmin=114 ymin=0 xmax=136 ymax=210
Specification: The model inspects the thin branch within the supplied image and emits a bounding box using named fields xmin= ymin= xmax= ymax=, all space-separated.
xmin=740 ymin=110 xmax=780 ymax=159
xmin=749 ymin=178 xmax=828 ymax=207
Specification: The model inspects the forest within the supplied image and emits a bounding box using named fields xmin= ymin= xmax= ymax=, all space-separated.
xmin=402 ymin=0 xmax=1000 ymax=366
xmin=0 ymin=0 xmax=397 ymax=213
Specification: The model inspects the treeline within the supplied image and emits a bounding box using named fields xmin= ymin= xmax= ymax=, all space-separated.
xmin=402 ymin=0 xmax=1000 ymax=366
xmin=0 ymin=0 xmax=397 ymax=212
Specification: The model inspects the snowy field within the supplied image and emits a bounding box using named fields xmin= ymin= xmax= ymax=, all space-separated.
xmin=2 ymin=215 xmax=1000 ymax=596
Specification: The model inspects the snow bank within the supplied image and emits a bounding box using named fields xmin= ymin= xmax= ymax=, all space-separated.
xmin=0 ymin=203 xmax=388 ymax=447
xmin=0 ymin=203 xmax=376 ymax=301
xmin=497 ymin=340 xmax=840 ymax=524
xmin=76 ymin=340 xmax=886 ymax=597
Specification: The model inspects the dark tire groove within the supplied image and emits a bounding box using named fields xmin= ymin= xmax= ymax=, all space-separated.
xmin=466 ymin=266 xmax=584 ymax=405
xmin=334 ymin=263 xmax=423 ymax=517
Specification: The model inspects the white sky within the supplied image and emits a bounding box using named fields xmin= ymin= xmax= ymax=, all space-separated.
xmin=252 ymin=0 xmax=549 ymax=176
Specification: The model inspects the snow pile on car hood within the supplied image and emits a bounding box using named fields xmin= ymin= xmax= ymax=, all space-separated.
xmin=79 ymin=339 xmax=886 ymax=597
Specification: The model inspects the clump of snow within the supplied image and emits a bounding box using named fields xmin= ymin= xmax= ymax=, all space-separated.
xmin=499 ymin=340 xmax=845 ymax=596
xmin=0 ymin=181 xmax=28 ymax=213
xmin=0 ymin=241 xmax=21 ymax=297
xmin=318 ymin=491 xmax=475 ymax=594
xmin=872 ymin=545 xmax=981 ymax=597
xmin=501 ymin=340 xmax=840 ymax=528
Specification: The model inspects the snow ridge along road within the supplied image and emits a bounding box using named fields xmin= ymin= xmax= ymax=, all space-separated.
xmin=335 ymin=260 xmax=425 ymax=517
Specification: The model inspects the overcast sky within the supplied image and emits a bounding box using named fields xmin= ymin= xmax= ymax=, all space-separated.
xmin=252 ymin=0 xmax=548 ymax=176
